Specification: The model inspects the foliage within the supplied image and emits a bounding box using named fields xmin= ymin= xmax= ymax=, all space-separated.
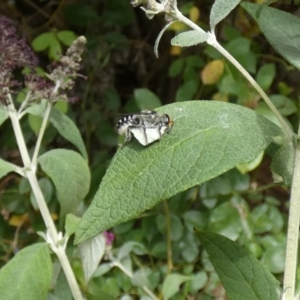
xmin=0 ymin=0 xmax=299 ymax=300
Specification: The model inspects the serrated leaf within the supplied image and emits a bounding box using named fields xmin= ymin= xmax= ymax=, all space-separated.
xmin=0 ymin=243 xmax=52 ymax=300
xmin=25 ymin=102 xmax=88 ymax=160
xmin=32 ymin=32 xmax=53 ymax=51
xmin=0 ymin=159 xmax=19 ymax=179
xmin=171 ymin=30 xmax=208 ymax=47
xmin=78 ymin=233 xmax=106 ymax=282
xmin=57 ymin=30 xmax=78 ymax=46
xmin=38 ymin=149 xmax=90 ymax=221
xmin=75 ymin=101 xmax=282 ymax=244
xmin=162 ymin=274 xmax=192 ymax=300
xmin=271 ymin=142 xmax=294 ymax=186
xmin=241 ymin=2 xmax=300 ymax=70
xmin=0 ymin=105 xmax=9 ymax=127
xmin=197 ymin=231 xmax=280 ymax=300
xmin=210 ymin=0 xmax=242 ymax=29
xmin=134 ymin=88 xmax=162 ymax=110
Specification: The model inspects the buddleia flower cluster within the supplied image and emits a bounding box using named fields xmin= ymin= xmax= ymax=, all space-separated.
xmin=0 ymin=14 xmax=86 ymax=106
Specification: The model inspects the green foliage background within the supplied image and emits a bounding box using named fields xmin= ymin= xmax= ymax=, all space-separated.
xmin=0 ymin=0 xmax=299 ymax=299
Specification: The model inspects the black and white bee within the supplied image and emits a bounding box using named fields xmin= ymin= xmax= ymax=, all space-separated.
xmin=115 ymin=110 xmax=173 ymax=147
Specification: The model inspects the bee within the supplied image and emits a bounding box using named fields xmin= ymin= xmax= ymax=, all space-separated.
xmin=115 ymin=110 xmax=173 ymax=147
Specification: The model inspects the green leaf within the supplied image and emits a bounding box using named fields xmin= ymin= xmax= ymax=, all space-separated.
xmin=0 ymin=159 xmax=19 ymax=180
xmin=74 ymin=101 xmax=282 ymax=244
xmin=169 ymin=58 xmax=185 ymax=77
xmin=241 ymin=2 xmax=300 ymax=70
xmin=49 ymin=36 xmax=62 ymax=60
xmin=262 ymin=243 xmax=285 ymax=274
xmin=0 ymin=105 xmax=9 ymax=127
xmin=25 ymin=102 xmax=88 ymax=160
xmin=162 ymin=274 xmax=192 ymax=300
xmin=38 ymin=149 xmax=90 ymax=221
xmin=78 ymin=233 xmax=106 ymax=282
xmin=134 ymin=88 xmax=162 ymax=110
xmin=271 ymin=142 xmax=294 ymax=186
xmin=32 ymin=32 xmax=53 ymax=51
xmin=28 ymin=114 xmax=43 ymax=135
xmin=269 ymin=94 xmax=298 ymax=116
xmin=57 ymin=30 xmax=78 ymax=46
xmin=171 ymin=30 xmax=208 ymax=47
xmin=210 ymin=0 xmax=242 ymax=29
xmin=175 ymin=81 xmax=198 ymax=102
xmin=65 ymin=214 xmax=81 ymax=237
xmin=0 ymin=243 xmax=52 ymax=300
xmin=256 ymin=63 xmax=275 ymax=91
xmin=197 ymin=231 xmax=280 ymax=300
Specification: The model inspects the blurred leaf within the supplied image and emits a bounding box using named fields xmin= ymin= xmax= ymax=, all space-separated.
xmin=269 ymin=94 xmax=298 ymax=116
xmin=256 ymin=63 xmax=276 ymax=91
xmin=64 ymin=3 xmax=99 ymax=26
xmin=57 ymin=30 xmax=78 ymax=46
xmin=49 ymin=36 xmax=62 ymax=60
xmin=117 ymin=242 xmax=146 ymax=261
xmin=162 ymin=274 xmax=192 ymax=300
xmin=156 ymin=215 xmax=184 ymax=242
xmin=175 ymin=81 xmax=198 ymax=102
xmin=208 ymin=201 xmax=241 ymax=240
xmin=79 ymin=233 xmax=106 ymax=282
xmin=75 ymin=101 xmax=282 ymax=244
xmin=169 ymin=58 xmax=185 ymax=77
xmin=0 ymin=243 xmax=52 ymax=300
xmin=0 ymin=105 xmax=9 ymax=126
xmin=38 ymin=149 xmax=90 ymax=222
xmin=190 ymin=271 xmax=208 ymax=294
xmin=210 ymin=0 xmax=242 ymax=29
xmin=54 ymin=100 xmax=68 ymax=114
xmin=0 ymin=159 xmax=19 ymax=179
xmin=171 ymin=30 xmax=208 ymax=47
xmin=201 ymin=59 xmax=224 ymax=85
xmin=134 ymin=88 xmax=162 ymax=110
xmin=32 ymin=32 xmax=53 ymax=51
xmin=105 ymin=32 xmax=129 ymax=49
xmin=198 ymin=231 xmax=280 ymax=300
xmin=271 ymin=142 xmax=294 ymax=185
xmin=103 ymin=0 xmax=134 ymax=26
xmin=189 ymin=6 xmax=200 ymax=22
xmin=242 ymin=2 xmax=300 ymax=70
xmin=262 ymin=244 xmax=285 ymax=274
xmin=105 ymin=88 xmax=121 ymax=110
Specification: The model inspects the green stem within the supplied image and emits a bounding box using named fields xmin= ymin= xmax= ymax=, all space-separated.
xmin=175 ymin=11 xmax=293 ymax=141
xmin=283 ymin=125 xmax=300 ymax=299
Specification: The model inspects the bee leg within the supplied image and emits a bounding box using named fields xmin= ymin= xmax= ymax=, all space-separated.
xmin=120 ymin=127 xmax=132 ymax=148
xmin=141 ymin=122 xmax=148 ymax=145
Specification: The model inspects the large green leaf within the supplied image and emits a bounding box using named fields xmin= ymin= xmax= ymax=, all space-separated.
xmin=75 ymin=101 xmax=282 ymax=244
xmin=25 ymin=102 xmax=88 ymax=160
xmin=38 ymin=149 xmax=90 ymax=222
xmin=241 ymin=2 xmax=300 ymax=70
xmin=0 ymin=243 xmax=52 ymax=300
xmin=197 ymin=231 xmax=280 ymax=300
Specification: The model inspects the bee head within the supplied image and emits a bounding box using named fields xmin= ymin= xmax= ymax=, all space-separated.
xmin=163 ymin=114 xmax=173 ymax=128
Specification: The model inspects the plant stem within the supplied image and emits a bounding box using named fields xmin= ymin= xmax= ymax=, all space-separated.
xmin=283 ymin=126 xmax=300 ymax=299
xmin=6 ymin=91 xmax=83 ymax=300
xmin=175 ymin=11 xmax=293 ymax=141
xmin=32 ymin=101 xmax=52 ymax=166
